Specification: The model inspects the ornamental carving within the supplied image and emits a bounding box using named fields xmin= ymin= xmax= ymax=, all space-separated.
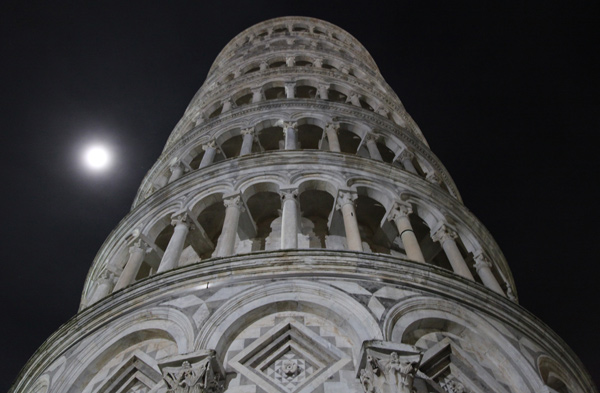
xmin=159 ymin=350 xmax=225 ymax=393
xmin=357 ymin=341 xmax=422 ymax=393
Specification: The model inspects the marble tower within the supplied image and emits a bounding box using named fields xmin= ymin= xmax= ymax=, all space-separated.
xmin=11 ymin=17 xmax=596 ymax=393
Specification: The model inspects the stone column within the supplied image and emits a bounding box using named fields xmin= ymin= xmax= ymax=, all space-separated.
xmin=88 ymin=270 xmax=116 ymax=305
xmin=474 ymin=252 xmax=506 ymax=296
xmin=286 ymin=56 xmax=295 ymax=67
xmin=280 ymin=189 xmax=299 ymax=249
xmin=240 ymin=127 xmax=255 ymax=156
xmin=285 ymin=82 xmax=296 ymax=99
xmin=199 ymin=140 xmax=218 ymax=168
xmin=157 ymin=214 xmax=193 ymax=273
xmin=365 ymin=134 xmax=383 ymax=161
xmin=341 ymin=65 xmax=350 ymax=74
xmin=215 ymin=195 xmax=244 ymax=257
xmin=113 ymin=239 xmax=151 ymax=291
xmin=221 ymin=98 xmax=234 ymax=112
xmin=259 ymin=61 xmax=269 ymax=71
xmin=388 ymin=204 xmax=425 ymax=263
xmin=317 ymin=83 xmax=330 ymax=99
xmin=375 ymin=104 xmax=389 ymax=118
xmin=313 ymin=58 xmax=323 ymax=68
xmin=397 ymin=150 xmax=418 ymax=175
xmin=336 ymin=191 xmax=363 ymax=251
xmin=251 ymin=87 xmax=263 ymax=103
xmin=431 ymin=225 xmax=475 ymax=280
xmin=282 ymin=121 xmax=298 ymax=150
xmin=168 ymin=161 xmax=185 ymax=183
xmin=325 ymin=122 xmax=341 ymax=152
xmin=426 ymin=172 xmax=443 ymax=186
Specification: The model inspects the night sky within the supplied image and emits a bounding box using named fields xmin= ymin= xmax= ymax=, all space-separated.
xmin=1 ymin=1 xmax=598 ymax=390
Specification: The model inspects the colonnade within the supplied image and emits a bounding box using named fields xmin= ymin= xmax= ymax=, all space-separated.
xmin=103 ymin=189 xmax=506 ymax=300
xmin=157 ymin=122 xmax=445 ymax=194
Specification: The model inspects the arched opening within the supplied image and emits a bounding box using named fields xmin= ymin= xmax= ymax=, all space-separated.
xmin=376 ymin=141 xmax=396 ymax=163
xmin=296 ymin=85 xmax=317 ymax=98
xmin=270 ymin=60 xmax=286 ymax=68
xmin=338 ymin=128 xmax=361 ymax=154
xmin=410 ymin=216 xmax=452 ymax=270
xmin=328 ymin=89 xmax=347 ymax=103
xmin=299 ymin=190 xmax=334 ymax=248
xmin=297 ymin=124 xmax=322 ymax=150
xmin=247 ymin=191 xmax=281 ymax=251
xmin=264 ymin=86 xmax=286 ymax=100
xmin=220 ymin=135 xmax=243 ymax=158
xmin=258 ymin=126 xmax=284 ymax=151
xmin=235 ymin=93 xmax=253 ymax=107
xmin=195 ymin=202 xmax=224 ymax=259
xmin=355 ymin=195 xmax=393 ymax=254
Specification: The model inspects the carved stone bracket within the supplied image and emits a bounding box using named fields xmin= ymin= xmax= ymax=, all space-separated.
xmin=158 ymin=349 xmax=226 ymax=393
xmin=357 ymin=341 xmax=422 ymax=393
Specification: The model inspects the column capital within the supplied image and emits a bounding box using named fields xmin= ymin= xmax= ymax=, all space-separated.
xmin=340 ymin=65 xmax=350 ymax=74
xmin=313 ymin=58 xmax=324 ymax=68
xmin=365 ymin=132 xmax=380 ymax=143
xmin=169 ymin=161 xmax=185 ymax=172
xmin=336 ymin=190 xmax=357 ymax=210
xmin=375 ymin=104 xmax=389 ymax=117
xmin=431 ymin=224 xmax=458 ymax=244
xmin=473 ymin=252 xmax=493 ymax=272
xmin=259 ymin=61 xmax=269 ymax=70
xmin=221 ymin=97 xmax=234 ymax=105
xmin=171 ymin=213 xmax=194 ymax=230
xmin=129 ymin=238 xmax=152 ymax=255
xmin=325 ymin=122 xmax=340 ymax=133
xmin=280 ymin=189 xmax=299 ymax=202
xmin=202 ymin=140 xmax=217 ymax=150
xmin=278 ymin=120 xmax=298 ymax=130
xmin=241 ymin=127 xmax=255 ymax=136
xmin=398 ymin=149 xmax=414 ymax=161
xmin=223 ymin=194 xmax=245 ymax=211
xmin=98 ymin=269 xmax=117 ymax=285
xmin=285 ymin=56 xmax=296 ymax=66
xmin=357 ymin=341 xmax=422 ymax=393
xmin=426 ymin=172 xmax=442 ymax=184
xmin=318 ymin=82 xmax=331 ymax=89
xmin=388 ymin=203 xmax=412 ymax=221
xmin=250 ymin=86 xmax=263 ymax=93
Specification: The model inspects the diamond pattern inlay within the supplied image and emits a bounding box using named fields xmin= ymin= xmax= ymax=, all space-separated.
xmin=229 ymin=318 xmax=350 ymax=393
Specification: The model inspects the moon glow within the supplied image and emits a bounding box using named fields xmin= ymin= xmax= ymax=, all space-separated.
xmin=83 ymin=145 xmax=111 ymax=170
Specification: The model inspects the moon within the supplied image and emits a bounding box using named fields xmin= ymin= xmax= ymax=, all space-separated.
xmin=83 ymin=145 xmax=111 ymax=170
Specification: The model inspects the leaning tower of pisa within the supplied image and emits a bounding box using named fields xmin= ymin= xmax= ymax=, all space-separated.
xmin=11 ymin=16 xmax=596 ymax=393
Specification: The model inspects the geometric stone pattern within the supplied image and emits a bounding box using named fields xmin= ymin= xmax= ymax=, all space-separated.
xmin=227 ymin=314 xmax=354 ymax=393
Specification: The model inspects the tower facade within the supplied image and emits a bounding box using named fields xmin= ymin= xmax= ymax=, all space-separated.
xmin=12 ymin=17 xmax=595 ymax=393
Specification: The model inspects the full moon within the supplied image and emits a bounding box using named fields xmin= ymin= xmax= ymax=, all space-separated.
xmin=83 ymin=145 xmax=111 ymax=170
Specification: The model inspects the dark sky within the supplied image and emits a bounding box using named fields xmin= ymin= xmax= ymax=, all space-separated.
xmin=1 ymin=1 xmax=598 ymax=390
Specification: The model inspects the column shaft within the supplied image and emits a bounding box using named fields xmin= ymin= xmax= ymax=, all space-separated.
xmin=113 ymin=241 xmax=147 ymax=291
xmin=475 ymin=254 xmax=506 ymax=296
xmin=337 ymin=192 xmax=362 ymax=251
xmin=280 ymin=191 xmax=299 ymax=249
xmin=240 ymin=129 xmax=254 ymax=156
xmin=168 ymin=163 xmax=184 ymax=183
xmin=283 ymin=123 xmax=298 ymax=150
xmin=215 ymin=197 xmax=243 ymax=257
xmin=390 ymin=207 xmax=425 ymax=263
xmin=365 ymin=136 xmax=383 ymax=161
xmin=325 ymin=124 xmax=341 ymax=152
xmin=157 ymin=217 xmax=191 ymax=273
xmin=433 ymin=226 xmax=475 ymax=280
xmin=199 ymin=143 xmax=217 ymax=168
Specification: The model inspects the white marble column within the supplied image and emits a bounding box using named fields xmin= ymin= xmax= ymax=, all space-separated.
xmin=285 ymin=82 xmax=296 ymax=99
xmin=251 ymin=87 xmax=263 ymax=103
xmin=388 ymin=204 xmax=425 ymax=263
xmin=286 ymin=56 xmax=296 ymax=67
xmin=215 ymin=195 xmax=244 ymax=257
xmin=325 ymin=122 xmax=341 ymax=152
xmin=280 ymin=189 xmax=299 ymax=249
xmin=317 ymin=83 xmax=329 ymax=99
xmin=113 ymin=239 xmax=150 ymax=291
xmin=426 ymin=172 xmax=443 ymax=186
xmin=313 ymin=58 xmax=323 ymax=68
xmin=282 ymin=121 xmax=298 ymax=150
xmin=375 ymin=104 xmax=389 ymax=118
xmin=157 ymin=214 xmax=193 ymax=273
xmin=336 ymin=191 xmax=363 ymax=251
xmin=199 ymin=140 xmax=218 ymax=168
xmin=397 ymin=150 xmax=418 ymax=175
xmin=168 ymin=162 xmax=185 ymax=183
xmin=431 ymin=225 xmax=475 ymax=280
xmin=259 ymin=61 xmax=269 ymax=71
xmin=221 ymin=98 xmax=234 ymax=113
xmin=365 ymin=133 xmax=383 ymax=161
xmin=88 ymin=270 xmax=116 ymax=305
xmin=240 ymin=127 xmax=255 ymax=156
xmin=474 ymin=252 xmax=506 ymax=296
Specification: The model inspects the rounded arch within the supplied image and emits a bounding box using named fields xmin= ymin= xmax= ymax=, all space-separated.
xmin=384 ymin=296 xmax=545 ymax=392
xmin=538 ymin=355 xmax=584 ymax=393
xmin=196 ymin=280 xmax=382 ymax=361
xmin=61 ymin=307 xmax=194 ymax=393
